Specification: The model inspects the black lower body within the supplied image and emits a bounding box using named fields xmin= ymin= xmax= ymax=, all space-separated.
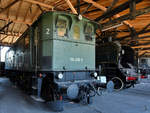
xmin=5 ymin=70 xmax=104 ymax=104
xmin=99 ymin=67 xmax=138 ymax=90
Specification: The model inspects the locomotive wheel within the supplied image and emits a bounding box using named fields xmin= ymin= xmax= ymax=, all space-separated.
xmin=97 ymin=87 xmax=103 ymax=96
xmin=79 ymin=90 xmax=93 ymax=105
xmin=80 ymin=91 xmax=88 ymax=105
xmin=111 ymin=77 xmax=124 ymax=91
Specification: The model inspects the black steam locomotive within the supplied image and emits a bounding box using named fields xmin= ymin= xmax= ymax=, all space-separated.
xmin=96 ymin=42 xmax=139 ymax=90
xmin=5 ymin=11 xmax=107 ymax=110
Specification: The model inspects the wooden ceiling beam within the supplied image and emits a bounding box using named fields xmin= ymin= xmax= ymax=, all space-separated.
xmin=23 ymin=0 xmax=54 ymax=9
xmin=10 ymin=23 xmax=15 ymax=34
xmin=0 ymin=16 xmax=32 ymax=25
xmin=0 ymin=35 xmax=8 ymax=41
xmin=132 ymin=44 xmax=150 ymax=49
xmin=139 ymin=51 xmax=148 ymax=57
xmin=104 ymin=6 xmax=150 ymax=32
xmin=81 ymin=3 xmax=92 ymax=15
xmin=82 ymin=0 xmax=132 ymax=27
xmin=106 ymin=0 xmax=119 ymax=12
xmin=0 ymin=21 xmax=13 ymax=33
xmin=7 ymin=7 xmax=10 ymax=19
xmin=83 ymin=0 xmax=107 ymax=11
xmin=13 ymin=37 xmax=19 ymax=43
xmin=131 ymin=41 xmax=150 ymax=47
xmin=36 ymin=4 xmax=44 ymax=12
xmin=10 ymin=33 xmax=15 ymax=44
xmin=66 ymin=0 xmax=98 ymax=11
xmin=0 ymin=32 xmax=20 ymax=37
xmin=85 ymin=8 xmax=101 ymax=14
xmin=16 ymin=1 xmax=23 ymax=20
xmin=0 ymin=43 xmax=12 ymax=47
xmin=65 ymin=0 xmax=77 ymax=14
xmin=95 ymin=0 xmax=142 ymax=21
xmin=24 ymin=3 xmax=33 ymax=22
xmin=31 ymin=0 xmax=45 ymax=23
xmin=137 ymin=47 xmax=150 ymax=51
xmin=17 ymin=24 xmax=22 ymax=36
xmin=0 ymin=0 xmax=19 ymax=14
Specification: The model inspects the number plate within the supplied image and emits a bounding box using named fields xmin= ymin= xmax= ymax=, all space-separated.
xmin=100 ymin=76 xmax=107 ymax=83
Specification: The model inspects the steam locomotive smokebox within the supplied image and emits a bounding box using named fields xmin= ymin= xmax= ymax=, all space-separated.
xmin=67 ymin=84 xmax=79 ymax=100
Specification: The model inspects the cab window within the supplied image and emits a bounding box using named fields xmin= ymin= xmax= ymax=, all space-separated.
xmin=84 ymin=24 xmax=93 ymax=41
xmin=73 ymin=25 xmax=80 ymax=40
xmin=56 ymin=19 xmax=67 ymax=37
xmin=25 ymin=35 xmax=30 ymax=48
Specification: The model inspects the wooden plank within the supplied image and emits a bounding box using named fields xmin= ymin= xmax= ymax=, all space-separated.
xmin=134 ymin=42 xmax=150 ymax=47
xmin=10 ymin=33 xmax=16 ymax=44
xmin=16 ymin=1 xmax=23 ymax=20
xmin=0 ymin=0 xmax=19 ymax=13
xmin=95 ymin=0 xmax=142 ymax=21
xmin=103 ymin=6 xmax=150 ymax=32
xmin=129 ymin=0 xmax=136 ymax=19
xmin=106 ymin=0 xmax=119 ymax=12
xmin=17 ymin=24 xmax=22 ymax=35
xmin=10 ymin=23 xmax=15 ymax=34
xmin=6 ymin=7 xmax=10 ymax=19
xmin=81 ymin=4 xmax=92 ymax=14
xmin=83 ymin=0 xmax=132 ymax=27
xmin=138 ymin=47 xmax=150 ymax=51
xmin=0 ymin=16 xmax=32 ymax=25
xmin=139 ymin=51 xmax=148 ymax=57
xmin=31 ymin=0 xmax=45 ymax=23
xmin=0 ymin=32 xmax=19 ymax=37
xmin=0 ymin=21 xmax=13 ymax=32
xmin=83 ymin=0 xmax=107 ymax=11
xmin=65 ymin=0 xmax=77 ymax=14
xmin=24 ymin=3 xmax=33 ymax=22
xmin=0 ymin=35 xmax=8 ymax=41
xmin=23 ymin=0 xmax=54 ymax=9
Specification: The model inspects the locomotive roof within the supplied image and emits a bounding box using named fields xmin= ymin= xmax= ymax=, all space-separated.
xmin=0 ymin=0 xmax=150 ymax=57
xmin=34 ymin=11 xmax=99 ymax=25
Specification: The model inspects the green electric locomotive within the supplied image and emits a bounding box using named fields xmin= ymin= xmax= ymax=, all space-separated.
xmin=5 ymin=11 xmax=106 ymax=109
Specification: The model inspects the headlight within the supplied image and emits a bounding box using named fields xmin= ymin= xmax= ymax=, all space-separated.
xmin=126 ymin=70 xmax=129 ymax=74
xmin=58 ymin=73 xmax=63 ymax=79
xmin=94 ymin=72 xmax=98 ymax=77
xmin=78 ymin=14 xmax=82 ymax=20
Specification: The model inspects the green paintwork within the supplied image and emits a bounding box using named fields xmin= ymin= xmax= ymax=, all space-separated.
xmin=5 ymin=11 xmax=98 ymax=72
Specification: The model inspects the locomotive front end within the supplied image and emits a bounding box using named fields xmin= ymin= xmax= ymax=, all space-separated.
xmin=36 ymin=12 xmax=107 ymax=103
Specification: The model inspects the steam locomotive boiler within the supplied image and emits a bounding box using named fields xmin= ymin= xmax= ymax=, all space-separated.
xmin=5 ymin=11 xmax=107 ymax=108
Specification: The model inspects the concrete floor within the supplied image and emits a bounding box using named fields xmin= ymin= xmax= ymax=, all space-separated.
xmin=0 ymin=77 xmax=150 ymax=113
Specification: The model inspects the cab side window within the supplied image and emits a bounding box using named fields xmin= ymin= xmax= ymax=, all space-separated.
xmin=73 ymin=25 xmax=80 ymax=40
xmin=56 ymin=19 xmax=67 ymax=37
xmin=84 ymin=24 xmax=93 ymax=41
xmin=25 ymin=35 xmax=30 ymax=48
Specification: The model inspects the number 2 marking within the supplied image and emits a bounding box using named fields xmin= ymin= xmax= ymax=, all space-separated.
xmin=46 ymin=28 xmax=50 ymax=35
